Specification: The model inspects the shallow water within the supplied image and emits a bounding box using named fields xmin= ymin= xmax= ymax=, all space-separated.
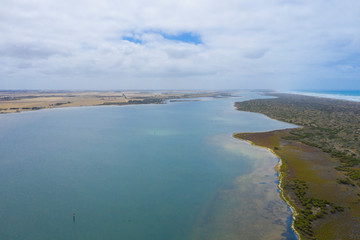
xmin=0 ymin=92 xmax=297 ymax=239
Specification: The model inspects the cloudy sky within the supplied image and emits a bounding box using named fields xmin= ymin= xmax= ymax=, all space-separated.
xmin=1 ymin=0 xmax=360 ymax=90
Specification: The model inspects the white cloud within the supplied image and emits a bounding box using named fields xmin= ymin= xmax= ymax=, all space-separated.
xmin=1 ymin=0 xmax=360 ymax=90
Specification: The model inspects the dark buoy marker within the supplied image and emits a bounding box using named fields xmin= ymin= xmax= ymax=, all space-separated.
xmin=73 ymin=213 xmax=76 ymax=222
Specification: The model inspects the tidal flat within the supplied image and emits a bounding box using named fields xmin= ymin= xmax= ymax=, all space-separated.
xmin=0 ymin=93 xmax=297 ymax=239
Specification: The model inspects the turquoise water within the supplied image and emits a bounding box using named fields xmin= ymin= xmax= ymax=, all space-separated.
xmin=292 ymin=90 xmax=360 ymax=102
xmin=298 ymin=90 xmax=360 ymax=96
xmin=0 ymin=93 xmax=297 ymax=240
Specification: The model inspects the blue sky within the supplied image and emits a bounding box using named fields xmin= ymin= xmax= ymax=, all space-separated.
xmin=0 ymin=0 xmax=360 ymax=90
xmin=123 ymin=31 xmax=202 ymax=45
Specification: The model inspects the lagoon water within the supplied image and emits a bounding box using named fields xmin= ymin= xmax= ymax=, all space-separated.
xmin=0 ymin=93 xmax=297 ymax=240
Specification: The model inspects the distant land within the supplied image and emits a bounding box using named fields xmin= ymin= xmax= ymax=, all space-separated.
xmin=0 ymin=90 xmax=229 ymax=114
xmin=234 ymin=93 xmax=360 ymax=240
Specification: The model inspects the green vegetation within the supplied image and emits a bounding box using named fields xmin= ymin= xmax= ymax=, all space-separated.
xmin=347 ymin=169 xmax=360 ymax=180
xmin=336 ymin=178 xmax=355 ymax=186
xmin=128 ymin=98 xmax=164 ymax=104
xmin=289 ymin=179 xmax=344 ymax=238
xmin=103 ymin=98 xmax=164 ymax=105
xmin=31 ymin=106 xmax=45 ymax=110
xmin=235 ymin=93 xmax=360 ymax=239
xmin=235 ymin=93 xmax=360 ymax=187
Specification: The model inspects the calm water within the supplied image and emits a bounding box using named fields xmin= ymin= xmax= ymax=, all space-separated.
xmin=0 ymin=93 xmax=297 ymax=240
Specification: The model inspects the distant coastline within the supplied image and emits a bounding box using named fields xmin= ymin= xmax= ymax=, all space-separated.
xmin=0 ymin=90 xmax=226 ymax=114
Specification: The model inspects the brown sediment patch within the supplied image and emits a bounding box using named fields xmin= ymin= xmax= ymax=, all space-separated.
xmin=234 ymin=129 xmax=360 ymax=240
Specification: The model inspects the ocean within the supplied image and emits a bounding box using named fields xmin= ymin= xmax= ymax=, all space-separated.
xmin=290 ymin=90 xmax=360 ymax=102
xmin=0 ymin=92 xmax=297 ymax=240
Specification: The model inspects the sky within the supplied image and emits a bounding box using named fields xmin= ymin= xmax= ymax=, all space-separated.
xmin=1 ymin=0 xmax=360 ymax=90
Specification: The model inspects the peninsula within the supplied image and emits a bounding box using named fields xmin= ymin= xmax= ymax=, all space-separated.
xmin=234 ymin=93 xmax=360 ymax=239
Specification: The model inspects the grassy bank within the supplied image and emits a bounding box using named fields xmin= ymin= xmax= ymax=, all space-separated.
xmin=234 ymin=94 xmax=360 ymax=240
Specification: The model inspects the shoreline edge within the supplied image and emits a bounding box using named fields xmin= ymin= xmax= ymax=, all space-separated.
xmin=233 ymin=134 xmax=302 ymax=240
